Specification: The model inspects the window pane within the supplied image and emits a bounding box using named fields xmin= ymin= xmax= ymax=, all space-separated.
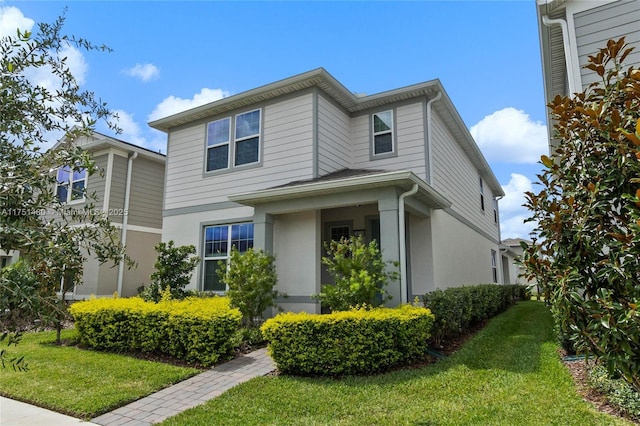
xmin=330 ymin=225 xmax=350 ymax=242
xmin=235 ymin=137 xmax=259 ymax=165
xmin=373 ymin=111 xmax=392 ymax=133
xmin=231 ymin=223 xmax=254 ymax=253
xmin=204 ymin=260 xmax=226 ymax=291
xmin=72 ymin=169 xmax=86 ymax=181
xmin=205 ymin=225 xmax=229 ymax=257
xmin=235 ymin=110 xmax=260 ymax=139
xmin=207 ymin=145 xmax=229 ymax=171
xmin=207 ymin=118 xmax=230 ymax=146
xmin=71 ymin=181 xmax=85 ymax=200
xmin=374 ymin=133 xmax=393 ymax=154
xmin=57 ymin=167 xmax=70 ymax=183
xmin=56 ymin=185 xmax=68 ymax=203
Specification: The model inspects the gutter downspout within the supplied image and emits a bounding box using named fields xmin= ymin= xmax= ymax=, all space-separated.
xmin=542 ymin=15 xmax=577 ymax=95
xmin=426 ymin=92 xmax=442 ymax=185
xmin=399 ymin=183 xmax=418 ymax=304
xmin=117 ymin=151 xmax=138 ymax=295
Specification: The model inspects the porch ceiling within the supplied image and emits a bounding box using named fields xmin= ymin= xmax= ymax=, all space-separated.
xmin=228 ymin=169 xmax=452 ymax=211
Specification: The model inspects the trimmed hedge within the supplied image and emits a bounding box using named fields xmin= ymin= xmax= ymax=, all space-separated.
xmin=69 ymin=296 xmax=241 ymax=366
xmin=423 ymin=284 xmax=527 ymax=347
xmin=261 ymin=305 xmax=434 ymax=376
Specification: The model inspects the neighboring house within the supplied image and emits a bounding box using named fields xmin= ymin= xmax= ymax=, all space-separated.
xmin=150 ymin=68 xmax=505 ymax=313
xmin=500 ymin=238 xmax=537 ymax=287
xmin=536 ymin=0 xmax=640 ymax=147
xmin=50 ymin=132 xmax=166 ymax=298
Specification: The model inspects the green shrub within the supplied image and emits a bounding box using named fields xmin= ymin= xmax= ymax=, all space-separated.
xmin=140 ymin=241 xmax=200 ymax=302
xmin=423 ymin=284 xmax=517 ymax=347
xmin=261 ymin=304 xmax=434 ymax=376
xmin=218 ymin=247 xmax=282 ymax=327
xmin=313 ymin=236 xmax=398 ymax=312
xmin=69 ymin=296 xmax=241 ymax=366
xmin=589 ymin=364 xmax=640 ymax=420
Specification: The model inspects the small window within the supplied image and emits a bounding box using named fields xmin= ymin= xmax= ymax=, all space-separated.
xmin=235 ymin=110 xmax=260 ymax=166
xmin=493 ymin=198 xmax=498 ymax=223
xmin=330 ymin=225 xmax=351 ymax=242
xmin=206 ymin=118 xmax=230 ymax=171
xmin=479 ymin=176 xmax=485 ymax=212
xmin=56 ymin=166 xmax=86 ymax=203
xmin=203 ymin=223 xmax=254 ymax=291
xmin=491 ymin=250 xmax=498 ymax=283
xmin=372 ymin=110 xmax=394 ymax=155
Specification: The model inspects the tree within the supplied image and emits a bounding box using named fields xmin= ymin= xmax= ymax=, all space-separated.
xmin=522 ymin=38 xmax=640 ymax=391
xmin=141 ymin=241 xmax=200 ymax=302
xmin=313 ymin=235 xmax=396 ymax=312
xmin=0 ymin=12 xmax=130 ymax=366
xmin=218 ymin=247 xmax=281 ymax=327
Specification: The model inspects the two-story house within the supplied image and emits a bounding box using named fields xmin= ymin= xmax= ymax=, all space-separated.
xmin=150 ymin=68 xmax=505 ymax=313
xmin=537 ymin=0 xmax=640 ymax=147
xmin=50 ymin=132 xmax=165 ymax=298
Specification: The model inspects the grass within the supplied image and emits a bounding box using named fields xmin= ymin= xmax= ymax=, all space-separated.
xmin=0 ymin=329 xmax=199 ymax=419
xmin=159 ymin=302 xmax=633 ymax=426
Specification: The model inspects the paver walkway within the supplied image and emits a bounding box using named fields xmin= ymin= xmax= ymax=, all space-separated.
xmin=91 ymin=347 xmax=275 ymax=426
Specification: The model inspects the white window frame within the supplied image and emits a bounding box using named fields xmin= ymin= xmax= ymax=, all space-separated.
xmin=202 ymin=223 xmax=254 ymax=292
xmin=234 ymin=109 xmax=261 ymax=167
xmin=205 ymin=117 xmax=231 ymax=172
xmin=491 ymin=249 xmax=498 ymax=283
xmin=372 ymin=110 xmax=395 ymax=156
xmin=479 ymin=176 xmax=485 ymax=212
xmin=56 ymin=166 xmax=87 ymax=204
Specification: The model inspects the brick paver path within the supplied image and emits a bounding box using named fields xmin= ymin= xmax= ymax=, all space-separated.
xmin=91 ymin=348 xmax=275 ymax=426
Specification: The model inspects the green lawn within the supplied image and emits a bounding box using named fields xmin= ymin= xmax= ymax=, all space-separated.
xmin=0 ymin=329 xmax=199 ymax=419
xmin=160 ymin=302 xmax=632 ymax=426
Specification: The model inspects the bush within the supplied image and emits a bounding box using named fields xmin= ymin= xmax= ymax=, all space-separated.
xmin=261 ymin=304 xmax=434 ymax=376
xmin=218 ymin=247 xmax=282 ymax=327
xmin=313 ymin=236 xmax=397 ymax=312
xmin=140 ymin=241 xmax=200 ymax=302
xmin=423 ymin=284 xmax=519 ymax=347
xmin=589 ymin=364 xmax=640 ymax=420
xmin=69 ymin=296 xmax=241 ymax=366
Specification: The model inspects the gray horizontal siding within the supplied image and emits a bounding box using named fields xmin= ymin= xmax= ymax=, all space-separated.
xmin=89 ymin=154 xmax=108 ymax=210
xmin=430 ymin=111 xmax=498 ymax=239
xmin=317 ymin=94 xmax=351 ymax=175
xmin=128 ymin=157 xmax=164 ymax=229
xmin=164 ymin=93 xmax=315 ymax=211
xmin=351 ymin=102 xmax=427 ymax=180
xmin=575 ymin=0 xmax=640 ymax=88
xmin=108 ymin=155 xmax=127 ymax=224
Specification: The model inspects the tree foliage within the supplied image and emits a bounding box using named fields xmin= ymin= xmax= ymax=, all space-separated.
xmin=141 ymin=241 xmax=200 ymax=302
xmin=0 ymin=12 xmax=130 ymax=363
xmin=522 ymin=38 xmax=640 ymax=391
xmin=313 ymin=236 xmax=396 ymax=312
xmin=218 ymin=247 xmax=281 ymax=327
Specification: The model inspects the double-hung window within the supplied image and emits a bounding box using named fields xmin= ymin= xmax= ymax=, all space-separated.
xmin=56 ymin=166 xmax=87 ymax=203
xmin=235 ymin=109 xmax=261 ymax=166
xmin=372 ymin=110 xmax=394 ymax=155
xmin=479 ymin=176 xmax=485 ymax=212
xmin=202 ymin=223 xmax=254 ymax=291
xmin=206 ymin=118 xmax=231 ymax=171
xmin=205 ymin=109 xmax=261 ymax=172
xmin=491 ymin=249 xmax=498 ymax=283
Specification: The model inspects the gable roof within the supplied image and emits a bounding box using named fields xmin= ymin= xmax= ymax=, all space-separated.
xmin=149 ymin=68 xmax=502 ymax=196
xmin=52 ymin=130 xmax=166 ymax=163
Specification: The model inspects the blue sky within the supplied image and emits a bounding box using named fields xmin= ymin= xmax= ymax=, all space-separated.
xmin=1 ymin=0 xmax=548 ymax=240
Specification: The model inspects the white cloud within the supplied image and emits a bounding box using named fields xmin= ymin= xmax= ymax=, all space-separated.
xmin=109 ymin=109 xmax=165 ymax=153
xmin=0 ymin=5 xmax=34 ymax=37
xmin=470 ymin=107 xmax=548 ymax=164
xmin=123 ymin=63 xmax=159 ymax=82
xmin=148 ymin=88 xmax=230 ymax=122
xmin=499 ymin=173 xmax=537 ymax=239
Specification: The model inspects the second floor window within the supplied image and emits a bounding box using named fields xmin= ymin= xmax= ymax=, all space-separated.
xmin=372 ymin=110 xmax=394 ymax=155
xmin=205 ymin=109 xmax=261 ymax=172
xmin=56 ymin=166 xmax=86 ymax=203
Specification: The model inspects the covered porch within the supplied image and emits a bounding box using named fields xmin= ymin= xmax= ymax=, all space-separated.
xmin=229 ymin=169 xmax=451 ymax=313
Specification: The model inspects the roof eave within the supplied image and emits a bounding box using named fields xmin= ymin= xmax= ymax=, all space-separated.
xmin=228 ymin=170 xmax=452 ymax=209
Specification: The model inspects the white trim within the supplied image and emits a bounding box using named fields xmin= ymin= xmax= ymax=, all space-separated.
xmin=205 ymin=116 xmax=232 ymax=172
xmin=102 ymin=151 xmax=114 ymax=211
xmin=234 ymin=108 xmax=262 ymax=167
xmin=111 ymin=223 xmax=162 ymax=234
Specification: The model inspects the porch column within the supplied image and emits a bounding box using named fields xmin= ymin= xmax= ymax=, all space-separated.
xmin=378 ymin=192 xmax=401 ymax=307
xmin=253 ymin=208 xmax=274 ymax=253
